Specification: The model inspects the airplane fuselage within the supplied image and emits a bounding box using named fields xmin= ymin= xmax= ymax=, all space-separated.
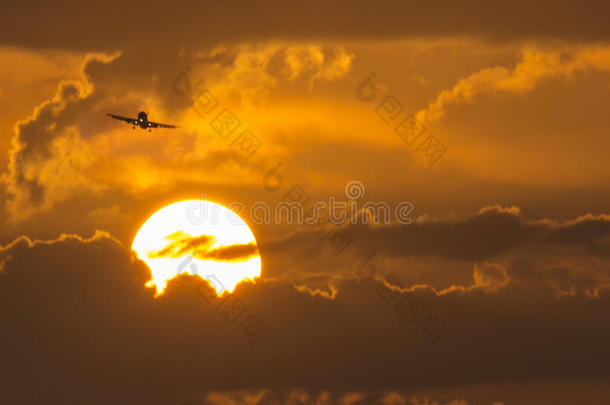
xmin=137 ymin=111 xmax=149 ymax=129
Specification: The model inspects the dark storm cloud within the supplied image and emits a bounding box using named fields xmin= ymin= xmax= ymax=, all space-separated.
xmin=363 ymin=207 xmax=610 ymax=261
xmin=257 ymin=206 xmax=610 ymax=297
xmin=198 ymin=242 xmax=259 ymax=261
xmin=2 ymin=0 xmax=610 ymax=50
xmin=2 ymin=231 xmax=610 ymax=404
xmin=263 ymin=206 xmax=610 ymax=263
xmin=548 ymin=214 xmax=610 ymax=250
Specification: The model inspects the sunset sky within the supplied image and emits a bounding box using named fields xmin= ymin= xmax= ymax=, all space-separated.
xmin=2 ymin=1 xmax=610 ymax=404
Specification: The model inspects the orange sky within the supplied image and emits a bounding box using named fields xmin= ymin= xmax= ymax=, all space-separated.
xmin=1 ymin=2 xmax=610 ymax=404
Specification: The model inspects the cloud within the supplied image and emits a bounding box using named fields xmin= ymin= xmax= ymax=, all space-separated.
xmin=204 ymin=389 xmax=270 ymax=405
xmin=3 ymin=1 xmax=610 ymax=51
xmin=0 ymin=229 xmax=120 ymax=256
xmin=340 ymin=392 xmax=366 ymax=405
xmin=193 ymin=389 xmax=470 ymax=405
xmin=2 ymin=53 xmax=118 ymax=223
xmin=2 ymin=230 xmax=610 ymax=403
xmin=416 ymin=46 xmax=610 ymax=124
xmin=293 ymin=282 xmax=339 ymax=299
xmin=260 ymin=205 xmax=610 ymax=296
xmin=183 ymin=44 xmax=354 ymax=107
xmin=354 ymin=205 xmax=610 ymax=263
xmin=283 ymin=46 xmax=354 ymax=89
xmin=199 ymin=242 xmax=259 ymax=261
xmin=472 ymin=262 xmax=511 ymax=293
xmin=147 ymin=231 xmax=259 ymax=262
xmin=263 ymin=205 xmax=540 ymax=263
xmin=86 ymin=203 xmax=127 ymax=225
xmin=147 ymin=231 xmax=216 ymax=258
xmin=382 ymin=392 xmax=406 ymax=405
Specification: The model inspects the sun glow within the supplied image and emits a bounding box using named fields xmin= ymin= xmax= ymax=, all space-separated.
xmin=132 ymin=200 xmax=261 ymax=296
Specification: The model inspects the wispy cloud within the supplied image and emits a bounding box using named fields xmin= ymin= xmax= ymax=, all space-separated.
xmin=147 ymin=231 xmax=259 ymax=262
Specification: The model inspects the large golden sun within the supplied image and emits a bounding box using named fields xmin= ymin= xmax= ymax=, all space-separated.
xmin=132 ymin=200 xmax=261 ymax=295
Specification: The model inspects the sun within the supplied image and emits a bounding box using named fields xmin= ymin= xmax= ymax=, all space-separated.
xmin=132 ymin=200 xmax=261 ymax=295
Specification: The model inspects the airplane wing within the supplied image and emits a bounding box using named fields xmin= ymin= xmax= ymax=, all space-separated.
xmin=107 ymin=113 xmax=138 ymax=125
xmin=148 ymin=120 xmax=178 ymax=129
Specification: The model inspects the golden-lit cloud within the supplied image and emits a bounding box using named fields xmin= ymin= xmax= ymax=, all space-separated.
xmin=2 ymin=53 xmax=118 ymax=223
xmin=188 ymin=44 xmax=354 ymax=105
xmin=417 ymin=45 xmax=610 ymax=124
xmin=472 ymin=262 xmax=511 ymax=293
xmin=0 ymin=229 xmax=121 ymax=270
xmin=6 ymin=39 xmax=610 ymax=234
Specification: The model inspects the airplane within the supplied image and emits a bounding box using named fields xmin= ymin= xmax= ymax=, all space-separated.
xmin=106 ymin=111 xmax=178 ymax=131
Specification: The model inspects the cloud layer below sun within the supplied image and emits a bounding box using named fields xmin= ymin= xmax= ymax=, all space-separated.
xmin=2 ymin=3 xmax=610 ymax=401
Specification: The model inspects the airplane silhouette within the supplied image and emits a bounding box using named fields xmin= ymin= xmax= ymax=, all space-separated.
xmin=106 ymin=111 xmax=178 ymax=131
